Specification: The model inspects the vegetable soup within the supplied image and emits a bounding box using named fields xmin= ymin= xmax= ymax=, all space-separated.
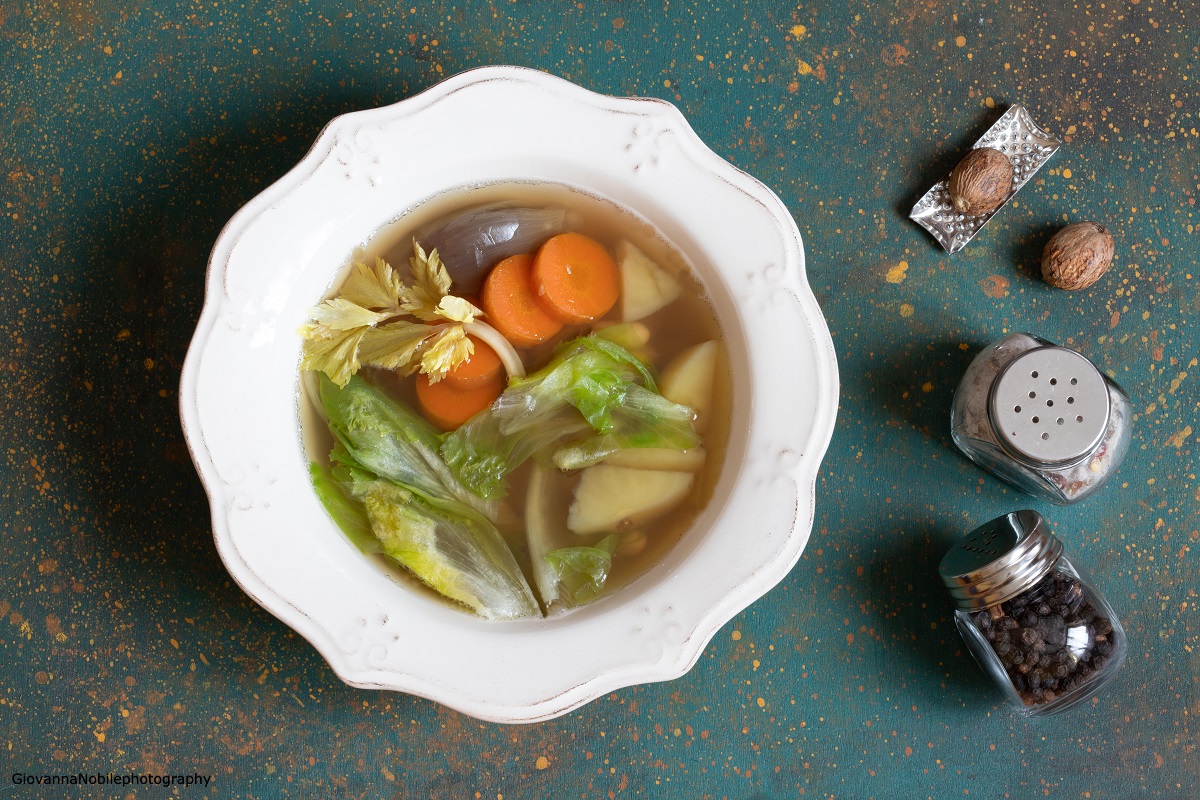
xmin=300 ymin=183 xmax=730 ymax=619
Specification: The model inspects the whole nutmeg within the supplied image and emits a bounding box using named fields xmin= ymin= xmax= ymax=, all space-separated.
xmin=1041 ymin=222 xmax=1115 ymax=290
xmin=948 ymin=147 xmax=1014 ymax=215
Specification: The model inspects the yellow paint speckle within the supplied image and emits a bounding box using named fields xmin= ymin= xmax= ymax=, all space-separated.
xmin=955 ymin=36 xmax=967 ymax=47
xmin=922 ymin=382 xmax=933 ymax=393
xmin=899 ymin=303 xmax=914 ymax=317
xmin=886 ymin=260 xmax=909 ymax=283
xmin=535 ymin=756 xmax=550 ymax=770
xmin=757 ymin=697 xmax=766 ymax=707
xmin=103 ymin=45 xmax=112 ymax=55
xmin=731 ymin=629 xmax=742 ymax=640
xmin=1167 ymin=426 xmax=1192 ymax=448
xmin=1062 ymin=168 xmax=1073 ymax=179
xmin=797 ymin=60 xmax=813 ymax=75
xmin=791 ymin=25 xmax=807 ymax=38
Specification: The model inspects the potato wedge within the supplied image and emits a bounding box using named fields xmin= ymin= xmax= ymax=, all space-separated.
xmin=617 ymin=240 xmax=683 ymax=322
xmin=567 ymin=465 xmax=694 ymax=536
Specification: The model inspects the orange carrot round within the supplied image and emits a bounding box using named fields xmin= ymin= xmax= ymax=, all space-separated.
xmin=532 ymin=232 xmax=620 ymax=323
xmin=444 ymin=335 xmax=503 ymax=390
xmin=480 ymin=253 xmax=563 ymax=347
xmin=415 ymin=371 xmax=504 ymax=431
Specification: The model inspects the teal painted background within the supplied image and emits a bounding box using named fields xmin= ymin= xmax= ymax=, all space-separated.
xmin=2 ymin=1 xmax=1196 ymax=797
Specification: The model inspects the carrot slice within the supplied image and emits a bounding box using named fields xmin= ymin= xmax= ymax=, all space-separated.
xmin=444 ymin=335 xmax=503 ymax=390
xmin=532 ymin=232 xmax=620 ymax=323
xmin=480 ymin=253 xmax=564 ymax=347
xmin=415 ymin=371 xmax=504 ymax=431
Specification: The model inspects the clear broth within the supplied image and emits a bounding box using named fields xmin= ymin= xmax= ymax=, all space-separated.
xmin=301 ymin=181 xmax=732 ymax=614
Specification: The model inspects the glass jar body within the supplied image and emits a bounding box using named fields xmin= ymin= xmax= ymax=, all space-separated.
xmin=950 ymin=332 xmax=1132 ymax=505
xmin=953 ymin=556 xmax=1127 ymax=717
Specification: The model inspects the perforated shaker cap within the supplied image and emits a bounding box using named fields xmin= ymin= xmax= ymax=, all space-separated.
xmin=939 ymin=510 xmax=1063 ymax=611
xmin=989 ymin=346 xmax=1110 ymax=467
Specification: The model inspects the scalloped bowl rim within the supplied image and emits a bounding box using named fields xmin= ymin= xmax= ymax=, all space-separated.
xmin=179 ymin=65 xmax=839 ymax=723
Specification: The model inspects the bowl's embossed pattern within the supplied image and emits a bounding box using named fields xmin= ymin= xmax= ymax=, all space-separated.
xmin=626 ymin=119 xmax=677 ymax=173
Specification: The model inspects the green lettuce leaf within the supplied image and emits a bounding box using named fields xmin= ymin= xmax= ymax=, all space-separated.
xmin=319 ymin=373 xmax=500 ymax=520
xmin=358 ymin=478 xmax=540 ymax=621
xmin=544 ymin=535 xmax=619 ymax=607
xmin=441 ymin=336 xmax=691 ymax=499
xmin=308 ymin=462 xmax=379 ymax=554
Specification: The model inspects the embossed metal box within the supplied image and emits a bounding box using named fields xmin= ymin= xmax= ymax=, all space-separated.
xmin=911 ymin=106 xmax=1061 ymax=253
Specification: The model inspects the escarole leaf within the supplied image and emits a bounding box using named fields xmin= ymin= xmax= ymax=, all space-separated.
xmin=309 ymin=462 xmax=378 ymax=554
xmin=319 ymin=374 xmax=500 ymax=521
xmin=318 ymin=398 xmax=538 ymax=620
xmin=551 ymin=385 xmax=699 ymax=470
xmin=442 ymin=335 xmax=694 ymax=500
xmin=544 ymin=535 xmax=618 ymax=607
xmin=358 ymin=478 xmax=539 ymax=621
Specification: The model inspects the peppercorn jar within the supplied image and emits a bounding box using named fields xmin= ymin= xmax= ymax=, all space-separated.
xmin=950 ymin=332 xmax=1132 ymax=505
xmin=939 ymin=510 xmax=1127 ymax=717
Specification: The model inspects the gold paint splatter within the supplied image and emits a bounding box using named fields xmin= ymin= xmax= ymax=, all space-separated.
xmin=790 ymin=24 xmax=807 ymax=38
xmin=756 ymin=697 xmax=766 ymax=707
xmin=535 ymin=756 xmax=550 ymax=770
xmin=922 ymin=382 xmax=933 ymax=393
xmin=985 ymin=97 xmax=995 ymax=108
xmin=881 ymin=44 xmax=908 ymax=67
xmin=886 ymin=260 xmax=909 ymax=283
xmin=1062 ymin=168 xmax=1073 ymax=179
xmin=1167 ymin=426 xmax=1192 ymax=448
xmin=38 ymin=558 xmax=58 ymax=574
xmin=731 ymin=629 xmax=741 ymax=640
xmin=955 ymin=35 xmax=967 ymax=47
xmin=797 ymin=60 xmax=813 ymax=75
xmin=35 ymin=671 xmax=49 ymax=684
xmin=899 ymin=303 xmax=914 ymax=317
xmin=980 ymin=274 xmax=1010 ymax=298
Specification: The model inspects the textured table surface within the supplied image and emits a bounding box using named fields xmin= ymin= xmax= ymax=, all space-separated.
xmin=2 ymin=1 xmax=1196 ymax=798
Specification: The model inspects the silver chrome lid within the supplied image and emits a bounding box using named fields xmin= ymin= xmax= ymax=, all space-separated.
xmin=939 ymin=510 xmax=1063 ymax=611
xmin=989 ymin=346 xmax=1110 ymax=467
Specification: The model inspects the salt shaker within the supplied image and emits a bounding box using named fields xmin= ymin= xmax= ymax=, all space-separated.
xmin=950 ymin=332 xmax=1132 ymax=505
xmin=940 ymin=510 xmax=1127 ymax=717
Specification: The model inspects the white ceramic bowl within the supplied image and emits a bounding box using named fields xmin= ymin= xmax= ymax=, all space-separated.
xmin=180 ymin=65 xmax=838 ymax=723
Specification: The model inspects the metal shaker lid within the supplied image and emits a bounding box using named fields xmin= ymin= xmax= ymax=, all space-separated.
xmin=939 ymin=510 xmax=1063 ymax=611
xmin=989 ymin=346 xmax=1110 ymax=467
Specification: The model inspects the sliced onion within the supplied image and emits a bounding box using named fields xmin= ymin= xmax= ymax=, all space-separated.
xmin=464 ymin=320 xmax=525 ymax=380
xmin=417 ymin=204 xmax=580 ymax=293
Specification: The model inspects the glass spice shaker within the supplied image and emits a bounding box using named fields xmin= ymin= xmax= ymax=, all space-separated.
xmin=939 ymin=510 xmax=1127 ymax=717
xmin=950 ymin=332 xmax=1133 ymax=505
